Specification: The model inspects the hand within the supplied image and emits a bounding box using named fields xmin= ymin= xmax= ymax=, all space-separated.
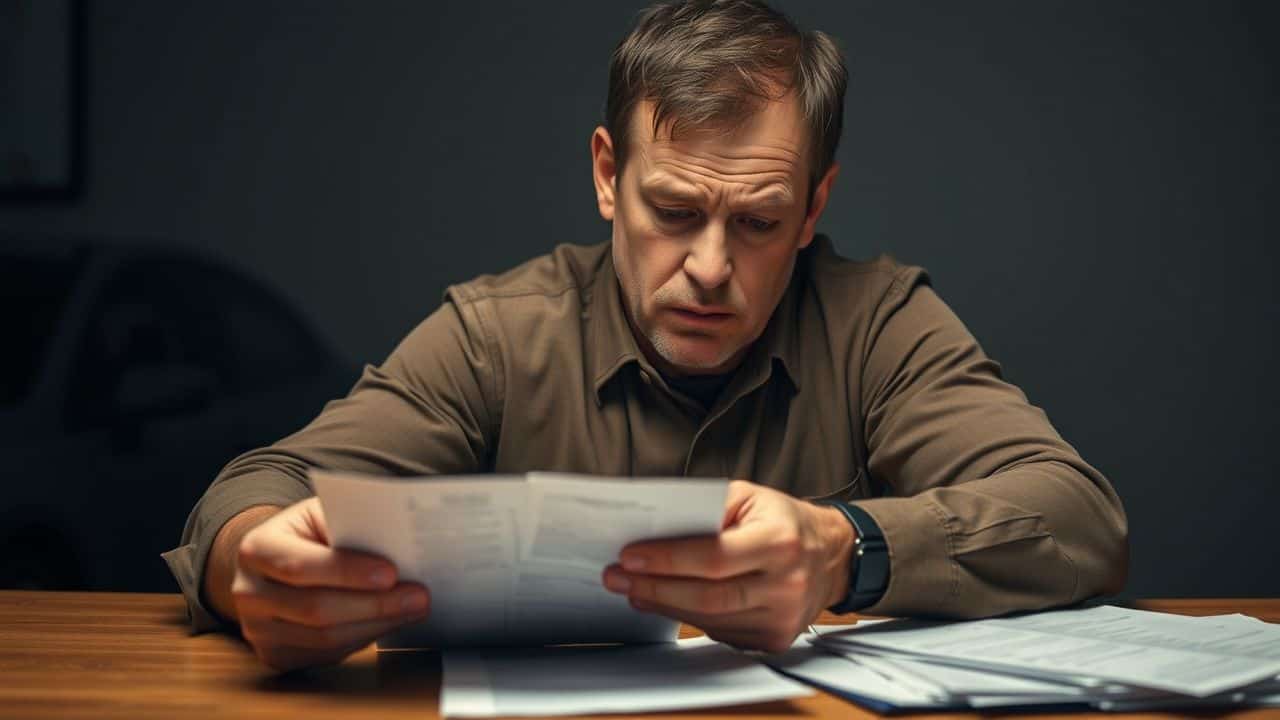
xmin=602 ymin=480 xmax=855 ymax=654
xmin=230 ymin=497 xmax=431 ymax=671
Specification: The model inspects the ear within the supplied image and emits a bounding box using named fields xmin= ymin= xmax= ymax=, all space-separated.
xmin=591 ymin=126 xmax=618 ymax=222
xmin=797 ymin=162 xmax=840 ymax=250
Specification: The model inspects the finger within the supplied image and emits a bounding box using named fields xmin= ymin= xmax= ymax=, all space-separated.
xmin=234 ymin=573 xmax=430 ymax=628
xmin=704 ymin=627 xmax=796 ymax=655
xmin=245 ymin=612 xmax=425 ymax=651
xmin=618 ymin=521 xmax=778 ymax=579
xmin=252 ymin=636 xmax=373 ymax=673
xmin=629 ymin=596 xmax=775 ymax=636
xmin=633 ymin=597 xmax=798 ymax=655
xmin=238 ymin=526 xmax=399 ymax=590
xmin=606 ymin=566 xmax=768 ymax=616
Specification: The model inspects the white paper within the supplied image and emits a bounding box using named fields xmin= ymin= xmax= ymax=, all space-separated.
xmin=819 ymin=605 xmax=1280 ymax=697
xmin=441 ymin=635 xmax=813 ymax=717
xmin=768 ymin=640 xmax=944 ymax=707
xmin=310 ymin=469 xmax=727 ymax=648
xmin=774 ymin=624 xmax=1280 ymax=713
xmin=768 ymin=626 xmax=1093 ymax=711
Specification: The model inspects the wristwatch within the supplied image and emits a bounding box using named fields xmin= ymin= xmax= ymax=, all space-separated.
xmin=816 ymin=500 xmax=890 ymax=613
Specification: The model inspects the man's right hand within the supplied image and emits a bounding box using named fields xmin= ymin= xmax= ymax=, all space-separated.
xmin=220 ymin=497 xmax=431 ymax=671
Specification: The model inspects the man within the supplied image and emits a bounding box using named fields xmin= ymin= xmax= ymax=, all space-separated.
xmin=164 ymin=0 xmax=1127 ymax=671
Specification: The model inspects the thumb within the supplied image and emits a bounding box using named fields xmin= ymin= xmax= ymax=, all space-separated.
xmin=720 ymin=480 xmax=759 ymax=531
xmin=284 ymin=496 xmax=333 ymax=546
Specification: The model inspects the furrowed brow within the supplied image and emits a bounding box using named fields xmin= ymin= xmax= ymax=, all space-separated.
xmin=639 ymin=174 xmax=795 ymax=211
xmin=745 ymin=187 xmax=794 ymax=209
xmin=638 ymin=176 xmax=706 ymax=204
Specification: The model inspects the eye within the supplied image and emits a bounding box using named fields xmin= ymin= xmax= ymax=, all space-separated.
xmin=737 ymin=215 xmax=778 ymax=233
xmin=655 ymin=206 xmax=698 ymax=222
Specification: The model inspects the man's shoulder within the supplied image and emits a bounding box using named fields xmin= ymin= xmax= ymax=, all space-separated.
xmin=445 ymin=241 xmax=610 ymax=306
xmin=802 ymin=235 xmax=929 ymax=309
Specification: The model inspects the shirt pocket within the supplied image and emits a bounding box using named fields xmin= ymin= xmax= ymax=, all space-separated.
xmin=802 ymin=467 xmax=866 ymax=503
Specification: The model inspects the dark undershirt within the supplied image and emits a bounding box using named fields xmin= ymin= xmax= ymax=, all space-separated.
xmin=659 ymin=369 xmax=735 ymax=413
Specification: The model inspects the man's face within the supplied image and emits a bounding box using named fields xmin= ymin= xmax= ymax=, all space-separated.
xmin=591 ymin=95 xmax=837 ymax=377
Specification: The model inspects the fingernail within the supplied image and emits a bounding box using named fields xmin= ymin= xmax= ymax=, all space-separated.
xmin=370 ymin=568 xmax=394 ymax=587
xmin=401 ymin=590 xmax=428 ymax=612
xmin=604 ymin=572 xmax=631 ymax=593
xmin=620 ymin=554 xmax=645 ymax=571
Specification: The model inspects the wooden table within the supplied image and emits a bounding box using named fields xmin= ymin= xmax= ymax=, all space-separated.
xmin=1 ymin=592 xmax=1277 ymax=719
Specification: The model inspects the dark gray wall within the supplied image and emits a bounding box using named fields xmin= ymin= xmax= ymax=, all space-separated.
xmin=4 ymin=1 xmax=1277 ymax=598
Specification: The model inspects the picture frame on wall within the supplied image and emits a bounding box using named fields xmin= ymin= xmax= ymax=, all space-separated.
xmin=0 ymin=0 xmax=83 ymax=204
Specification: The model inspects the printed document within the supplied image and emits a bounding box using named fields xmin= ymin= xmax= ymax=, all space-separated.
xmin=767 ymin=624 xmax=1100 ymax=712
xmin=441 ymin=635 xmax=812 ymax=717
xmin=818 ymin=605 xmax=1280 ymax=697
xmin=772 ymin=620 xmax=1280 ymax=713
xmin=310 ymin=470 xmax=727 ymax=648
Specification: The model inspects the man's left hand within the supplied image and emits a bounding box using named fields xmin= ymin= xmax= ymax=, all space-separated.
xmin=602 ymin=479 xmax=856 ymax=653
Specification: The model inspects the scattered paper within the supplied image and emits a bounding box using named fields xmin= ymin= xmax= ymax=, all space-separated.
xmin=441 ymin=635 xmax=812 ymax=717
xmin=818 ymin=605 xmax=1280 ymax=698
xmin=771 ymin=617 xmax=1280 ymax=713
xmin=768 ymin=626 xmax=1096 ymax=713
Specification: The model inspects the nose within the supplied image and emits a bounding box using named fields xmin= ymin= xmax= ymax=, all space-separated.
xmin=683 ymin=225 xmax=732 ymax=290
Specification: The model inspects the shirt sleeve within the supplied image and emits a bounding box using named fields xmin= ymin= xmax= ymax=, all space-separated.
xmin=163 ymin=298 xmax=500 ymax=632
xmin=853 ymin=272 xmax=1129 ymax=619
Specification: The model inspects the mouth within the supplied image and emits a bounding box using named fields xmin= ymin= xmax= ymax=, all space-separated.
xmin=667 ymin=306 xmax=735 ymax=327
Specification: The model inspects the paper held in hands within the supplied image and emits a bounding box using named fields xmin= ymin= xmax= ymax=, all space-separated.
xmin=309 ymin=469 xmax=728 ymax=648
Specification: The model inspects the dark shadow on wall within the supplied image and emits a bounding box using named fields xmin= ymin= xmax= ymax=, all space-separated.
xmin=0 ymin=1 xmax=1276 ymax=600
xmin=0 ymin=236 xmax=358 ymax=591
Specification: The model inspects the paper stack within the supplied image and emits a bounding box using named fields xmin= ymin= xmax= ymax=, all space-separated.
xmin=442 ymin=636 xmax=813 ymax=717
xmin=769 ymin=606 xmax=1280 ymax=713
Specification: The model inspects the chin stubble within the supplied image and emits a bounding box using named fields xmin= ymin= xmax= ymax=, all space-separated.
xmin=647 ymin=326 xmax=738 ymax=370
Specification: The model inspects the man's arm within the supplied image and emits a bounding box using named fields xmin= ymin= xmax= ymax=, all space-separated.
xmin=602 ymin=270 xmax=1124 ymax=646
xmin=164 ymin=298 xmax=498 ymax=633
xmin=202 ymin=505 xmax=280 ymax=624
xmin=855 ymin=276 xmax=1128 ymax=618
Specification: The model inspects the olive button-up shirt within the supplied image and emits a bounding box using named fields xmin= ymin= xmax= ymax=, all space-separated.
xmin=163 ymin=236 xmax=1128 ymax=632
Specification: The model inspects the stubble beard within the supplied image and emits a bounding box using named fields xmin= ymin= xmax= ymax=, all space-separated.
xmin=615 ymin=244 xmax=743 ymax=375
xmin=646 ymin=324 xmax=738 ymax=372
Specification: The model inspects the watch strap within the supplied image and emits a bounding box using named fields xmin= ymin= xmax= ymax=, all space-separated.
xmin=818 ymin=500 xmax=890 ymax=613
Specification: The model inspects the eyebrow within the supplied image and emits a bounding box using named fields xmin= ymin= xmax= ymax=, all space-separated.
xmin=639 ymin=175 xmax=794 ymax=210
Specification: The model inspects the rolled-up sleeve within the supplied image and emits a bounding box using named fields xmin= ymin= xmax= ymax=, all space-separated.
xmin=161 ymin=473 xmax=309 ymax=632
xmin=164 ymin=297 xmax=499 ymax=632
xmin=853 ymin=274 xmax=1128 ymax=618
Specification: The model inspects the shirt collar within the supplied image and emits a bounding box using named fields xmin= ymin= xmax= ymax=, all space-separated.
xmin=587 ymin=240 xmax=808 ymax=406
xmin=587 ymin=248 xmax=647 ymax=404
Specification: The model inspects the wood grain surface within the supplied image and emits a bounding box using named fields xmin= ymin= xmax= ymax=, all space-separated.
xmin=0 ymin=592 xmax=1276 ymax=720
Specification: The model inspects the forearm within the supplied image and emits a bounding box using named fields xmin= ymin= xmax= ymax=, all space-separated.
xmin=202 ymin=505 xmax=282 ymax=625
xmin=860 ymin=458 xmax=1128 ymax=619
xmin=165 ymin=302 xmax=498 ymax=631
xmin=857 ymin=279 xmax=1129 ymax=618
